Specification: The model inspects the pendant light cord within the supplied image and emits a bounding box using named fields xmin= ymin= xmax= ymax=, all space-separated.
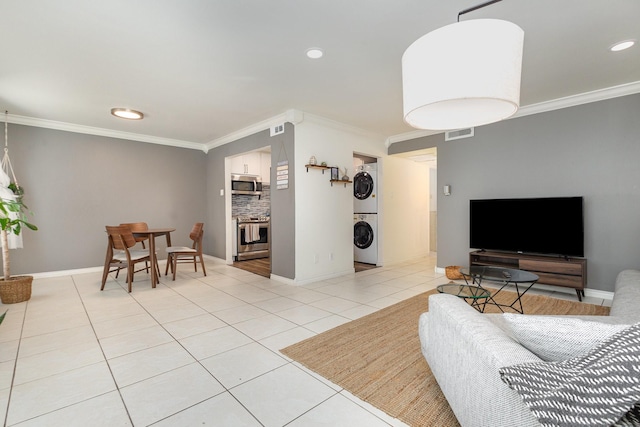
xmin=458 ymin=0 xmax=503 ymax=22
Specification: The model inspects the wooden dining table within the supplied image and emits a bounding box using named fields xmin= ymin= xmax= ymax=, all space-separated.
xmin=132 ymin=228 xmax=175 ymax=287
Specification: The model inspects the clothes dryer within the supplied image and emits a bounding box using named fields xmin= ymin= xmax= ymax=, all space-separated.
xmin=353 ymin=163 xmax=377 ymax=213
xmin=354 ymin=213 xmax=378 ymax=264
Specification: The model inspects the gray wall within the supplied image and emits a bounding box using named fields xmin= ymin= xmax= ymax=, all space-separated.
xmin=390 ymin=93 xmax=640 ymax=292
xmin=3 ymin=124 xmax=207 ymax=275
xmin=206 ymin=123 xmax=295 ymax=279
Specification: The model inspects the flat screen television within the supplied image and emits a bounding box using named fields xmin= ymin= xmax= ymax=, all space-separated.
xmin=469 ymin=197 xmax=584 ymax=257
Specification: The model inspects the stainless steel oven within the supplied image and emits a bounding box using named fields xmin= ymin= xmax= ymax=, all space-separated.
xmin=233 ymin=217 xmax=270 ymax=261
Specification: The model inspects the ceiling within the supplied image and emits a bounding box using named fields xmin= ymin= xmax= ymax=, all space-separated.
xmin=1 ymin=0 xmax=638 ymax=148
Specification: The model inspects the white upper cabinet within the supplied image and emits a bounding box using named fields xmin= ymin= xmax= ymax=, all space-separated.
xmin=261 ymin=152 xmax=271 ymax=184
xmin=230 ymin=152 xmax=262 ymax=175
xmin=230 ymin=151 xmax=271 ymax=183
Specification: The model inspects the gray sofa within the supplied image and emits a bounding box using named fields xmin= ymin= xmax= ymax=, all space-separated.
xmin=418 ymin=269 xmax=640 ymax=427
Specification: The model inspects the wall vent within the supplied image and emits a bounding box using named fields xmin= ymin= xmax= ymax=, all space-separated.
xmin=445 ymin=127 xmax=474 ymax=141
xmin=270 ymin=124 xmax=285 ymax=136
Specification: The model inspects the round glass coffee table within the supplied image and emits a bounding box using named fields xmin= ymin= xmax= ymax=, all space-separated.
xmin=436 ymin=283 xmax=492 ymax=312
xmin=459 ymin=266 xmax=539 ymax=314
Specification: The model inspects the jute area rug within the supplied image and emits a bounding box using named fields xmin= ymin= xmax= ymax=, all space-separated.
xmin=281 ymin=288 xmax=610 ymax=427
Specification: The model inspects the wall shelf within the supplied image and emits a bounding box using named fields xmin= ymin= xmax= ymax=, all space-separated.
xmin=305 ymin=163 xmax=351 ymax=187
xmin=330 ymin=179 xmax=352 ymax=187
xmin=305 ymin=164 xmax=330 ymax=173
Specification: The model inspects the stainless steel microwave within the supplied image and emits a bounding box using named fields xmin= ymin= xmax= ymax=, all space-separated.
xmin=231 ymin=174 xmax=263 ymax=196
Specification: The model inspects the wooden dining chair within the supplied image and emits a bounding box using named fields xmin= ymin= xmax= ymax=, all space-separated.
xmin=101 ymin=225 xmax=159 ymax=292
xmin=120 ymin=222 xmax=150 ymax=248
xmin=165 ymin=222 xmax=207 ymax=280
xmin=118 ymin=222 xmax=150 ymax=277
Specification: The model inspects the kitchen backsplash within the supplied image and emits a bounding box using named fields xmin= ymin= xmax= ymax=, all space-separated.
xmin=232 ymin=184 xmax=270 ymax=217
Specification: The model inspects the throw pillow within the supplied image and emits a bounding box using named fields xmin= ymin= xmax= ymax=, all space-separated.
xmin=502 ymin=313 xmax=628 ymax=361
xmin=500 ymin=322 xmax=640 ymax=427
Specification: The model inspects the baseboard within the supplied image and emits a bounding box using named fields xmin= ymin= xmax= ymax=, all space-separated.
xmin=29 ymin=266 xmax=104 ymax=279
xmin=531 ymin=282 xmax=613 ymax=300
xmin=271 ymin=268 xmax=355 ymax=286
xmin=269 ymin=274 xmax=296 ymax=286
xmin=26 ymin=254 xmax=226 ymax=280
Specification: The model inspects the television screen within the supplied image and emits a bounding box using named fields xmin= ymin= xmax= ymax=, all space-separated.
xmin=470 ymin=197 xmax=584 ymax=257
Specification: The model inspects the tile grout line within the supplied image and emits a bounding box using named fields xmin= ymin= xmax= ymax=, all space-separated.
xmin=146 ymin=268 xmax=394 ymax=425
xmin=70 ymin=274 xmax=136 ymax=427
xmin=118 ymin=270 xmax=267 ymax=425
xmin=7 ymin=260 xmax=440 ymax=426
xmin=2 ymin=302 xmax=28 ymax=427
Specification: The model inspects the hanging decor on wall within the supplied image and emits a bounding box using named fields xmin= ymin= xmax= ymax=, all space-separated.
xmin=276 ymin=142 xmax=289 ymax=190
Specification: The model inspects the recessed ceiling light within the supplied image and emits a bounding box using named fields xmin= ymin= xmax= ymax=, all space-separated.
xmin=610 ymin=40 xmax=636 ymax=52
xmin=306 ymin=48 xmax=324 ymax=59
xmin=111 ymin=108 xmax=144 ymax=120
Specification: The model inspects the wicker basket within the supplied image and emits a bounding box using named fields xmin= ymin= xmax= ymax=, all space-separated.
xmin=445 ymin=266 xmax=464 ymax=280
xmin=0 ymin=276 xmax=33 ymax=304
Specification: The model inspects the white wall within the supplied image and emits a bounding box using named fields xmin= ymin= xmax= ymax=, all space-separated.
xmin=293 ymin=115 xmax=385 ymax=283
xmin=293 ymin=113 xmax=431 ymax=282
xmin=379 ymin=157 xmax=430 ymax=264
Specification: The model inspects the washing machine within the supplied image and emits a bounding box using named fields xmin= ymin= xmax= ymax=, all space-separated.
xmin=353 ymin=163 xmax=377 ymax=213
xmin=354 ymin=213 xmax=378 ymax=264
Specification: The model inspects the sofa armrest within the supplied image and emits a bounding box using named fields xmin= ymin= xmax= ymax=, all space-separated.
xmin=420 ymin=294 xmax=542 ymax=427
xmin=610 ymin=270 xmax=640 ymax=320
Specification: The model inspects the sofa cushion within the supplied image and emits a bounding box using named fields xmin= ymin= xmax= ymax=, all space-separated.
xmin=500 ymin=322 xmax=640 ymax=427
xmin=502 ymin=313 xmax=628 ymax=361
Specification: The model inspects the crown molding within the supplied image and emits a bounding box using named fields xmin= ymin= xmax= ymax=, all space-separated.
xmin=5 ymin=114 xmax=206 ymax=151
xmin=513 ymin=80 xmax=640 ymax=119
xmin=386 ymin=80 xmax=640 ymax=146
xmin=9 ymin=81 xmax=640 ymax=152
xmin=203 ymin=109 xmax=305 ymax=153
xmin=301 ymin=112 xmax=386 ymax=141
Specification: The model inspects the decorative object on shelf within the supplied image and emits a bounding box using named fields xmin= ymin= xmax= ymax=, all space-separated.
xmin=0 ymin=111 xmax=38 ymax=304
xmin=309 ymin=155 xmax=317 ymax=166
xmin=402 ymin=0 xmax=524 ymax=130
xmin=341 ymin=167 xmax=349 ymax=181
xmin=320 ymin=161 xmax=327 ymax=167
xmin=331 ymin=167 xmax=339 ymax=181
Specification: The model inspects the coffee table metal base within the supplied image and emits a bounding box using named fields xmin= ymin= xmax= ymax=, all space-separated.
xmin=436 ymin=283 xmax=491 ymax=312
xmin=459 ymin=266 xmax=539 ymax=314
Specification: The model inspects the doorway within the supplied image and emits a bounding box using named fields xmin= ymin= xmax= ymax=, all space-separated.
xmin=228 ymin=146 xmax=272 ymax=277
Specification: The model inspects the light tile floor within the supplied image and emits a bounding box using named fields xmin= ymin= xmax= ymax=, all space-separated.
xmin=0 ymin=257 xmax=611 ymax=426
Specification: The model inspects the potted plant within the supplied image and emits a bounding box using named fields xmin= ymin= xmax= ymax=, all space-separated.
xmin=0 ymin=185 xmax=37 ymax=304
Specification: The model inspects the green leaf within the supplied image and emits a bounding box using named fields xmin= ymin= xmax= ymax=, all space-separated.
xmin=0 ymin=310 xmax=6 ymax=325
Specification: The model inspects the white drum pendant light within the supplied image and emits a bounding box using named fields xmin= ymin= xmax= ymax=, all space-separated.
xmin=402 ymin=2 xmax=524 ymax=131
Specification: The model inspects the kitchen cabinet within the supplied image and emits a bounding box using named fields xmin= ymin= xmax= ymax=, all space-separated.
xmin=231 ymin=152 xmax=262 ymax=175
xmin=260 ymin=152 xmax=271 ymax=184
xmin=231 ymin=151 xmax=271 ymax=183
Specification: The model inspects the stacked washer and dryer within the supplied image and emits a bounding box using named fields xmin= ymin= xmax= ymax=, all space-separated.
xmin=353 ymin=163 xmax=378 ymax=265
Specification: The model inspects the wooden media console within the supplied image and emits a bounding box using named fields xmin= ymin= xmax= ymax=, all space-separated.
xmin=469 ymin=250 xmax=587 ymax=301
